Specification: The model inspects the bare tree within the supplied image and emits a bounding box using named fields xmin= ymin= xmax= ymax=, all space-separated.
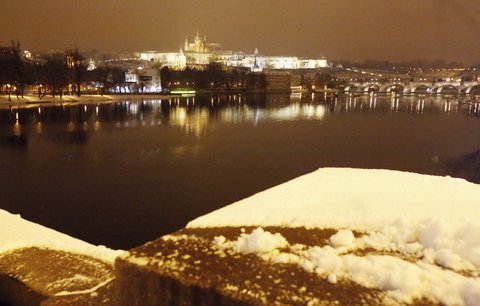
xmin=38 ymin=52 xmax=69 ymax=98
xmin=65 ymin=47 xmax=86 ymax=97
xmin=10 ymin=40 xmax=24 ymax=98
xmin=0 ymin=41 xmax=25 ymax=100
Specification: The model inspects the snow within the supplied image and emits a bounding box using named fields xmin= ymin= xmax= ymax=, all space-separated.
xmin=234 ymin=227 xmax=288 ymax=254
xmin=189 ymin=168 xmax=480 ymax=305
xmin=0 ymin=209 xmax=123 ymax=264
xmin=0 ymin=94 xmax=170 ymax=107
xmin=1 ymin=167 xmax=479 ymax=304
xmin=329 ymin=229 xmax=355 ymax=248
xmin=188 ymin=168 xmax=480 ymax=230
xmin=214 ymin=227 xmax=480 ymax=305
xmin=53 ymin=277 xmax=115 ymax=297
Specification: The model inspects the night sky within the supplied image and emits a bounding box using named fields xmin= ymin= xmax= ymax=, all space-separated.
xmin=1 ymin=0 xmax=480 ymax=63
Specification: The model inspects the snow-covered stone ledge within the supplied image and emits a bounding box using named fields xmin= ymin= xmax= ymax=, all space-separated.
xmin=1 ymin=168 xmax=479 ymax=305
xmin=0 ymin=209 xmax=123 ymax=305
xmin=116 ymin=168 xmax=480 ymax=306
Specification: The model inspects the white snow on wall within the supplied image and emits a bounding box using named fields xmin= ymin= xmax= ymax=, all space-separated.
xmin=0 ymin=209 xmax=123 ymax=264
xmin=214 ymin=227 xmax=480 ymax=306
xmin=188 ymin=168 xmax=480 ymax=230
xmin=188 ymin=168 xmax=480 ymax=306
xmin=233 ymin=227 xmax=288 ymax=254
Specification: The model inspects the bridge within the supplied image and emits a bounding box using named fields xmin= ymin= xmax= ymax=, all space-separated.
xmin=343 ymin=81 xmax=480 ymax=95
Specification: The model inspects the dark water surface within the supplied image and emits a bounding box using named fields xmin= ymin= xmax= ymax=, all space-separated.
xmin=1 ymin=94 xmax=480 ymax=249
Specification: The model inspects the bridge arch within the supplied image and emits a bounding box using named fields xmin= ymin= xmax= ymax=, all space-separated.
xmin=402 ymin=85 xmax=412 ymax=94
xmin=344 ymin=84 xmax=362 ymax=93
xmin=466 ymin=85 xmax=480 ymax=95
xmin=344 ymin=85 xmax=355 ymax=92
xmin=411 ymin=84 xmax=430 ymax=94
xmin=436 ymin=85 xmax=459 ymax=95
xmin=383 ymin=84 xmax=404 ymax=94
xmin=360 ymin=84 xmax=380 ymax=93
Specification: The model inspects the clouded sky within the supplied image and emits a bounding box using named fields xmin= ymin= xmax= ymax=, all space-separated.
xmin=2 ymin=0 xmax=480 ymax=63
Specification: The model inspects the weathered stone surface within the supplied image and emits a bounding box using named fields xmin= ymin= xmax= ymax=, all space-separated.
xmin=0 ymin=247 xmax=114 ymax=306
xmin=115 ymin=258 xmax=250 ymax=306
xmin=40 ymin=279 xmax=115 ymax=306
xmin=0 ymin=273 xmax=45 ymax=306
xmin=114 ymin=227 xmax=386 ymax=306
xmin=1 ymin=228 xmax=444 ymax=305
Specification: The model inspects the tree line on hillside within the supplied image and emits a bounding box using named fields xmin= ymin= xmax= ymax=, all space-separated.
xmin=0 ymin=41 xmax=126 ymax=101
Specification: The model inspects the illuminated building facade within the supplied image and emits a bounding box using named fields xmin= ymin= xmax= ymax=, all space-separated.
xmin=137 ymin=32 xmax=328 ymax=71
xmin=137 ymin=32 xmax=215 ymax=69
xmin=125 ymin=67 xmax=161 ymax=93
xmin=183 ymin=31 xmax=221 ymax=53
xmin=138 ymin=51 xmax=187 ymax=69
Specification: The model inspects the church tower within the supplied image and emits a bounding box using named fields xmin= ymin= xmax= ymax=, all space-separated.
xmin=194 ymin=30 xmax=202 ymax=52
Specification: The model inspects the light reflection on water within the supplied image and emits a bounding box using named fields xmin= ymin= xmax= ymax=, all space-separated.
xmin=1 ymin=93 xmax=480 ymax=249
xmin=2 ymin=94 xmax=478 ymax=137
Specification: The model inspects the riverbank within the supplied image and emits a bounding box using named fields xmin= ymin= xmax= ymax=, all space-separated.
xmin=0 ymin=94 xmax=171 ymax=109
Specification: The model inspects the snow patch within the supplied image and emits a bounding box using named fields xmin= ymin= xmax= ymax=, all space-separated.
xmin=198 ymin=168 xmax=480 ymax=306
xmin=213 ymin=228 xmax=480 ymax=306
xmin=329 ymin=230 xmax=355 ymax=248
xmin=0 ymin=209 xmax=123 ymax=264
xmin=188 ymin=168 xmax=480 ymax=231
xmin=215 ymin=228 xmax=288 ymax=254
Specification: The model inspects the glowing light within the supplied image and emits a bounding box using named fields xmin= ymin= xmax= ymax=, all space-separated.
xmin=170 ymin=89 xmax=196 ymax=96
xmin=36 ymin=122 xmax=42 ymax=134
xmin=13 ymin=122 xmax=21 ymax=136
xmin=67 ymin=121 xmax=75 ymax=132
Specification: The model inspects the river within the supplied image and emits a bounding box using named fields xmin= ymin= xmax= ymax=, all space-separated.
xmin=0 ymin=93 xmax=479 ymax=249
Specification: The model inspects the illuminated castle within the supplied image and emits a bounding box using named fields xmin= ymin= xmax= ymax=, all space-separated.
xmin=136 ymin=31 xmax=327 ymax=70
xmin=184 ymin=31 xmax=206 ymax=53
xmin=184 ymin=31 xmax=222 ymax=53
